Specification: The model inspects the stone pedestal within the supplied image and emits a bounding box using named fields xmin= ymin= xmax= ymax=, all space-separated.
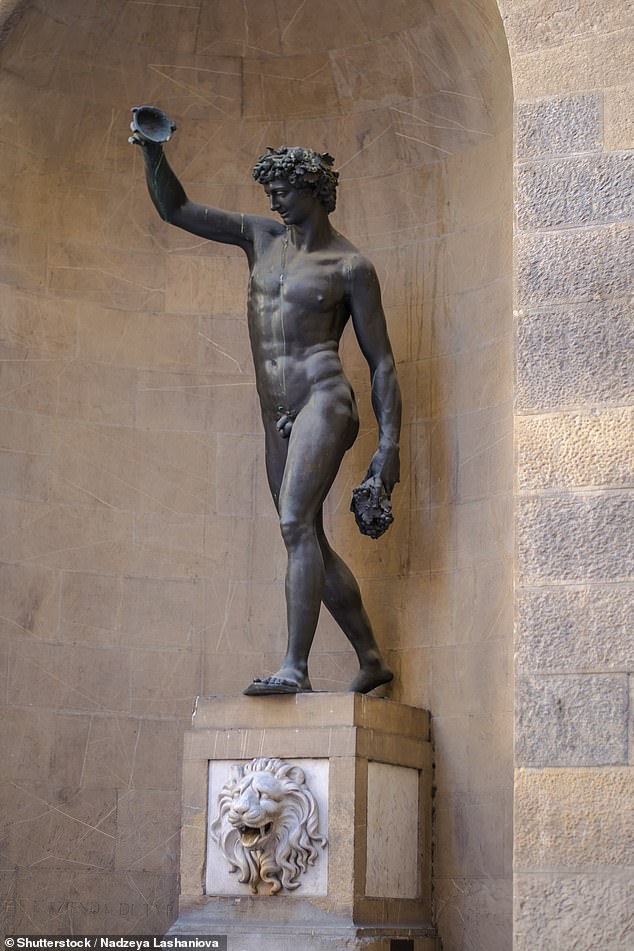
xmin=167 ymin=693 xmax=439 ymax=950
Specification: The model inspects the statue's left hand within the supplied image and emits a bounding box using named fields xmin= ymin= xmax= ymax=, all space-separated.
xmin=366 ymin=444 xmax=400 ymax=496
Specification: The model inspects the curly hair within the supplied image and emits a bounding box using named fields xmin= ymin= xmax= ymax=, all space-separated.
xmin=252 ymin=146 xmax=339 ymax=213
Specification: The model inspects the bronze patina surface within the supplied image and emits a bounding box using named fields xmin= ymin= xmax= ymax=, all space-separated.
xmin=132 ymin=116 xmax=402 ymax=696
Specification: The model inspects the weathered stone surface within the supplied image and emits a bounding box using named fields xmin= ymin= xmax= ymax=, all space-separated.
xmin=48 ymin=714 xmax=92 ymax=788
xmin=135 ymin=369 xmax=258 ymax=436
xmin=435 ymin=790 xmax=511 ymax=880
xmin=517 ymin=224 xmax=633 ymax=306
xmin=503 ymin=0 xmax=634 ymax=54
xmin=78 ymin=715 xmax=176 ymax=789
xmin=4 ymin=869 xmax=177 ymax=936
xmin=0 ymin=784 xmax=117 ymax=870
xmin=0 ymin=0 xmax=27 ymax=42
xmin=511 ymin=28 xmax=634 ymax=99
xmin=244 ymin=51 xmax=343 ymax=120
xmin=0 ymin=564 xmax=60 ymax=641
xmin=7 ymin=639 xmax=132 ymax=713
xmin=47 ymin=240 xmax=165 ymax=311
xmin=164 ymin=254 xmax=248 ymax=317
xmin=516 ymin=585 xmax=634 ymax=672
xmin=113 ymin=1 xmax=200 ymax=55
xmin=0 ymin=223 xmax=47 ymax=290
xmin=0 ymin=707 xmax=56 ymax=782
xmin=129 ymin=648 xmax=202 ymax=718
xmin=49 ymin=421 xmax=213 ymax=517
xmin=514 ymin=768 xmax=634 ymax=869
xmin=428 ymin=638 xmax=512 ymax=719
xmin=515 ymin=93 xmax=601 ymax=159
xmin=514 ymin=874 xmax=634 ymax=951
xmin=605 ymin=84 xmax=634 ymax=150
xmin=433 ymin=712 xmax=513 ymax=797
xmin=115 ymin=789 xmax=181 ymax=873
xmin=630 ymin=678 xmax=634 ymax=767
xmin=516 ymin=153 xmax=634 ymax=230
xmin=517 ymin=409 xmax=634 ymax=489
xmin=517 ymin=494 xmax=634 ymax=584
xmin=516 ymin=674 xmax=629 ymax=767
xmin=436 ymin=878 xmax=512 ymax=951
xmin=516 ymin=304 xmax=634 ymax=411
xmin=0 ymin=284 xmax=78 ymax=355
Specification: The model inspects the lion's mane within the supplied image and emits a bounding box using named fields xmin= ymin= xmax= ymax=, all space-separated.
xmin=209 ymin=757 xmax=327 ymax=894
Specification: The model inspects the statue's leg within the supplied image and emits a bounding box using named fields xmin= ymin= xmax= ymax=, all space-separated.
xmin=244 ymin=423 xmax=300 ymax=695
xmin=262 ymin=416 xmax=287 ymax=514
xmin=243 ymin=385 xmax=391 ymax=696
xmin=244 ymin=399 xmax=349 ymax=695
xmin=270 ymin=387 xmax=358 ymax=690
xmin=316 ymin=512 xmax=393 ymax=693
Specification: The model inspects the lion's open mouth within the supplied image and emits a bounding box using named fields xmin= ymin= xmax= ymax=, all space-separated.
xmin=236 ymin=823 xmax=273 ymax=848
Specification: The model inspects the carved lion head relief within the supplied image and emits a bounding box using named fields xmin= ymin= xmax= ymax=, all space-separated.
xmin=209 ymin=757 xmax=327 ymax=894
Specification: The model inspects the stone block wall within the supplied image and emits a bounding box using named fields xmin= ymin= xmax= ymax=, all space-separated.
xmin=505 ymin=2 xmax=634 ymax=944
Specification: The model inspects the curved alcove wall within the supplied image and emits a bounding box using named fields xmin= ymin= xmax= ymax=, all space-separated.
xmin=0 ymin=1 xmax=512 ymax=947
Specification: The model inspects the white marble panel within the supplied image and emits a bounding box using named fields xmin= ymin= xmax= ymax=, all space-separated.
xmin=206 ymin=758 xmax=329 ymax=896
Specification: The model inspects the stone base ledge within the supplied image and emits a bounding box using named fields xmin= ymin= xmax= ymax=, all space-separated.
xmin=169 ymin=693 xmax=438 ymax=950
xmin=167 ymin=910 xmax=440 ymax=951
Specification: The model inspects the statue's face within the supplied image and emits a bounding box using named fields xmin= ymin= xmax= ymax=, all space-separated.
xmin=265 ymin=177 xmax=317 ymax=225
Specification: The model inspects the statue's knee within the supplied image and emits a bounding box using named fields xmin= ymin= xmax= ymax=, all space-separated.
xmin=279 ymin=516 xmax=312 ymax=549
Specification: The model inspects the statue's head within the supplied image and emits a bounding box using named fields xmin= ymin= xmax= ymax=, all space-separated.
xmin=252 ymin=146 xmax=339 ymax=213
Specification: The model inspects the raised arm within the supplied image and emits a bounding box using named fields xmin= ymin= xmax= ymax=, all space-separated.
xmin=131 ymin=137 xmax=270 ymax=257
xmin=347 ymin=256 xmax=402 ymax=494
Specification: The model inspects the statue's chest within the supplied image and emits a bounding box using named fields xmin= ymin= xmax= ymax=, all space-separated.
xmin=250 ymin=253 xmax=342 ymax=312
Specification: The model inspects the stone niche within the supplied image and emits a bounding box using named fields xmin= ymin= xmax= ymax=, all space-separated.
xmin=168 ymin=693 xmax=439 ymax=951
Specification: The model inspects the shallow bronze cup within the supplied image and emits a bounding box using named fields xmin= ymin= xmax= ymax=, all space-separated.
xmin=129 ymin=105 xmax=176 ymax=144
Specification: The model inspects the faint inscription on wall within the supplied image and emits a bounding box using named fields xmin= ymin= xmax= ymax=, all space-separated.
xmin=1 ymin=899 xmax=175 ymax=930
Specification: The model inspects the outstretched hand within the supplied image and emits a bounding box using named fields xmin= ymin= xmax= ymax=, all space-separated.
xmin=128 ymin=129 xmax=161 ymax=151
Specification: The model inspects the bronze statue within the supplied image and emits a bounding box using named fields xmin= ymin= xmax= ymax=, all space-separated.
xmin=130 ymin=107 xmax=401 ymax=695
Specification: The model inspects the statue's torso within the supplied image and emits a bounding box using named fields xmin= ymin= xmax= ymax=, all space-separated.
xmin=247 ymin=232 xmax=356 ymax=418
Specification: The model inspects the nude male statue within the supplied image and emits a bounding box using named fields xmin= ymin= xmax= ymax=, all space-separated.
xmin=131 ymin=118 xmax=401 ymax=695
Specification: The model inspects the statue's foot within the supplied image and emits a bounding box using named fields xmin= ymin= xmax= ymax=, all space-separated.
xmin=348 ymin=664 xmax=394 ymax=694
xmin=243 ymin=672 xmax=312 ymax=696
